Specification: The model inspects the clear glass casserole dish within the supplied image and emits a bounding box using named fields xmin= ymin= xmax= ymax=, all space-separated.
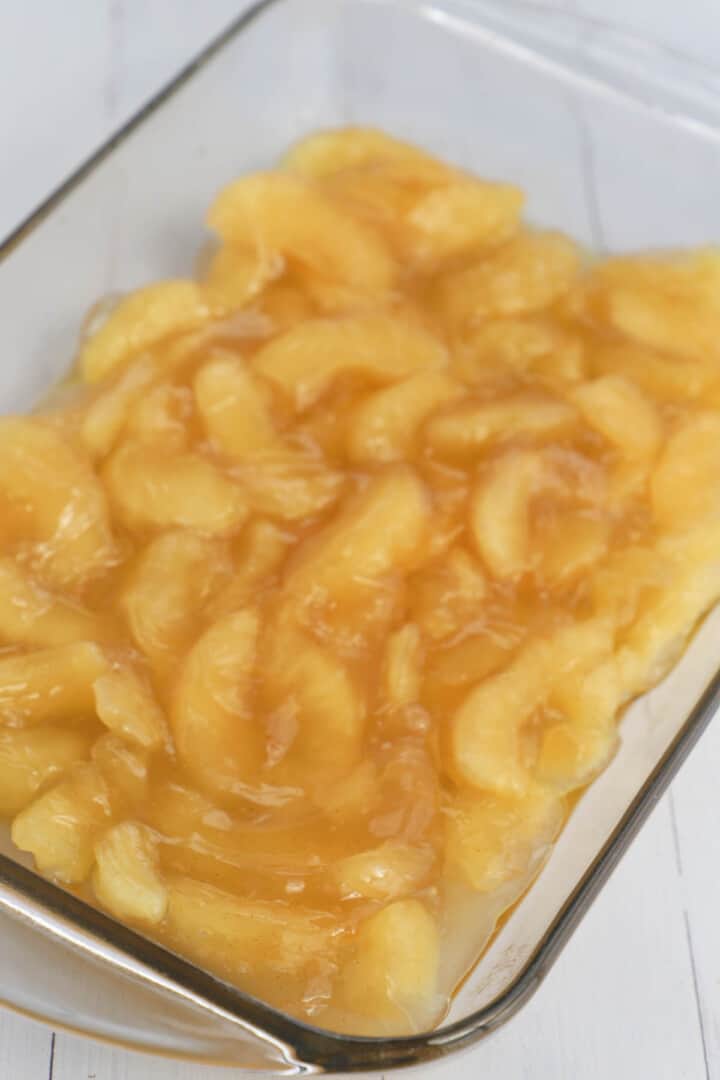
xmin=1 ymin=0 xmax=720 ymax=1070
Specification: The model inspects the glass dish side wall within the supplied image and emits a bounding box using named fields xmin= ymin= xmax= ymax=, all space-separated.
xmin=1 ymin=0 xmax=720 ymax=1070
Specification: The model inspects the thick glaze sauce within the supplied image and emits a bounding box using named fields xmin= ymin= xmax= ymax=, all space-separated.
xmin=2 ymin=128 xmax=720 ymax=1034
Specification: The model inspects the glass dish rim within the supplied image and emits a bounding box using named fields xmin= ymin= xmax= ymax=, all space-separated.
xmin=1 ymin=0 xmax=720 ymax=1069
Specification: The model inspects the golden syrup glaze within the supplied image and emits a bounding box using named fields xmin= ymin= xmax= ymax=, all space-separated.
xmin=2 ymin=128 xmax=720 ymax=1034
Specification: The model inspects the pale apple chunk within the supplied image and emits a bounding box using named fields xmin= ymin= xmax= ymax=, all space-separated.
xmin=254 ymin=315 xmax=446 ymax=413
xmin=165 ymin=876 xmax=339 ymax=979
xmin=104 ymin=442 xmax=247 ymax=537
xmin=436 ymin=232 xmax=579 ymax=328
xmin=0 ymin=559 xmax=110 ymax=648
xmin=0 ymin=642 xmax=107 ymax=726
xmin=0 ymin=726 xmax=93 ymax=815
xmin=445 ymin=785 xmax=565 ymax=891
xmin=330 ymin=843 xmax=434 ymax=900
xmin=0 ymin=418 xmax=116 ymax=587
xmin=93 ymin=821 xmax=167 ymax=925
xmin=194 ymin=356 xmax=280 ymax=460
xmin=94 ymin=668 xmax=168 ymax=751
xmin=651 ymin=413 xmax=720 ymax=528
xmin=347 ymin=372 xmax=462 ymax=463
xmin=80 ymin=281 xmax=214 ymax=383
xmin=286 ymin=466 xmax=430 ymax=601
xmin=341 ymin=900 xmax=439 ymax=1028
xmin=207 ymin=173 xmax=394 ymax=296
xmin=407 ymin=179 xmax=524 ymax=261
xmin=12 ymin=764 xmax=113 ymax=883
xmin=121 ymin=531 xmax=229 ymax=668
xmin=172 ymin=609 xmax=263 ymax=795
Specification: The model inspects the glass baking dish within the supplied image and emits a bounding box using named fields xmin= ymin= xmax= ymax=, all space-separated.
xmin=1 ymin=0 xmax=720 ymax=1071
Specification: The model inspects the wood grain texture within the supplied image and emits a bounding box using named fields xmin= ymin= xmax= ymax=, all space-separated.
xmin=568 ymin=6 xmax=720 ymax=1079
xmin=0 ymin=1011 xmax=52 ymax=1080
xmin=1 ymin=1 xmax=719 ymax=1078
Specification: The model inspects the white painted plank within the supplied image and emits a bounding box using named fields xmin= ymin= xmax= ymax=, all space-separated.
xmin=50 ymin=1035 xmax=253 ymax=1080
xmin=0 ymin=0 xmax=244 ymax=240
xmin=473 ymin=799 xmax=708 ymax=1080
xmin=570 ymin=0 xmax=720 ymax=66
xmin=567 ymin=8 xmax=720 ymax=1077
xmin=0 ymin=1011 xmax=53 ymax=1080
xmin=0 ymin=0 xmax=109 ymax=241
xmin=668 ymin=727 xmax=720 ymax=1079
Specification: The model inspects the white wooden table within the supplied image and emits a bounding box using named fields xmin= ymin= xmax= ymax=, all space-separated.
xmin=1 ymin=2 xmax=719 ymax=1078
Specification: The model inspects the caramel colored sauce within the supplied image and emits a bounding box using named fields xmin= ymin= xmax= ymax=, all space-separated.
xmin=2 ymin=128 xmax=720 ymax=1034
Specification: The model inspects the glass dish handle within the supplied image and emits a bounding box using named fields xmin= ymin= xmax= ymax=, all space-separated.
xmin=416 ymin=0 xmax=720 ymax=142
